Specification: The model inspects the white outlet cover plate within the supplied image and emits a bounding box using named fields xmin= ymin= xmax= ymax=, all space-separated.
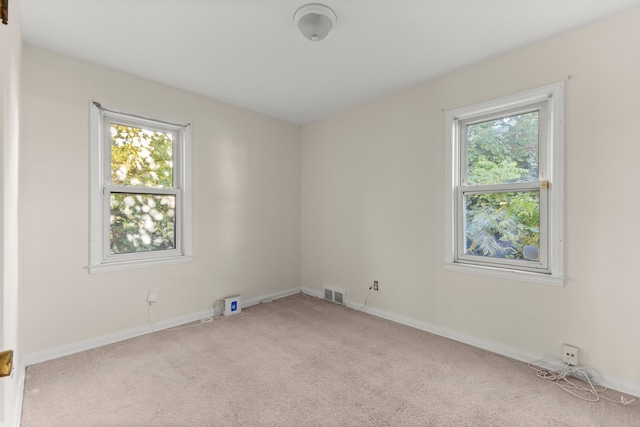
xmin=562 ymin=344 xmax=579 ymax=365
xmin=146 ymin=289 xmax=161 ymax=302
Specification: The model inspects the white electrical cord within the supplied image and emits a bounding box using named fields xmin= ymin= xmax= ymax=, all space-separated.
xmin=214 ymin=299 xmax=225 ymax=316
xmin=147 ymin=302 xmax=155 ymax=331
xmin=528 ymin=358 xmax=636 ymax=405
xmin=151 ymin=299 xmax=227 ymax=332
xmin=359 ymin=288 xmax=373 ymax=310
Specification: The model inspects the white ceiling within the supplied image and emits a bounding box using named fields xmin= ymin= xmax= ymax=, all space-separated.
xmin=19 ymin=0 xmax=640 ymax=125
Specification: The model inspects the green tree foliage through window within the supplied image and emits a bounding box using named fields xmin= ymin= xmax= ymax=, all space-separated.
xmin=111 ymin=125 xmax=173 ymax=188
xmin=466 ymin=112 xmax=538 ymax=185
xmin=464 ymin=112 xmax=540 ymax=261
xmin=110 ymin=125 xmax=176 ymax=254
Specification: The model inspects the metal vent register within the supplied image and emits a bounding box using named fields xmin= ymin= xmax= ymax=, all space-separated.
xmin=323 ymin=287 xmax=346 ymax=306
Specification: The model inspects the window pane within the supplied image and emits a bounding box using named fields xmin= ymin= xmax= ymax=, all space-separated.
xmin=111 ymin=124 xmax=173 ymax=188
xmin=466 ymin=112 xmax=538 ymax=185
xmin=110 ymin=193 xmax=176 ymax=254
xmin=464 ymin=191 xmax=539 ymax=261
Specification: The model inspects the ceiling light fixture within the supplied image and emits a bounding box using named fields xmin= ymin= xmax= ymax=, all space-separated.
xmin=294 ymin=3 xmax=337 ymax=42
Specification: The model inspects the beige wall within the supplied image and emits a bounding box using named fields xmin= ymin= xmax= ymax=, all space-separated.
xmin=20 ymin=46 xmax=301 ymax=355
xmin=302 ymin=9 xmax=640 ymax=385
xmin=18 ymin=5 xmax=640 ymax=394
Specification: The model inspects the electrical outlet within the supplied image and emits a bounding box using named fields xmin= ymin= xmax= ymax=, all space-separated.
xmin=373 ymin=281 xmax=379 ymax=291
xmin=562 ymin=344 xmax=579 ymax=366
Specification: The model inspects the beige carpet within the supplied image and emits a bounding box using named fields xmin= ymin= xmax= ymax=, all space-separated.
xmin=21 ymin=293 xmax=639 ymax=426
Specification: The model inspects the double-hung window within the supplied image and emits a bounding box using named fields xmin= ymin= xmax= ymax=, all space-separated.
xmin=89 ymin=102 xmax=192 ymax=273
xmin=444 ymin=83 xmax=564 ymax=285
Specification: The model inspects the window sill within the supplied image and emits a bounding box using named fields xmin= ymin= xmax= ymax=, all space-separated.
xmin=444 ymin=262 xmax=564 ymax=287
xmin=88 ymin=255 xmax=192 ymax=274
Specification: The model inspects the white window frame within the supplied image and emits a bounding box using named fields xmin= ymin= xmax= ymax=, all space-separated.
xmin=89 ymin=102 xmax=192 ymax=273
xmin=444 ymin=83 xmax=564 ymax=286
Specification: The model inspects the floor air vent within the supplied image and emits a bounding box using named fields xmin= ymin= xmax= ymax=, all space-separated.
xmin=323 ymin=287 xmax=347 ymax=306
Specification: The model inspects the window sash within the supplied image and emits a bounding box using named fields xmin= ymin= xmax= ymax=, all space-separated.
xmin=455 ymin=101 xmax=549 ymax=272
xmin=101 ymin=116 xmax=184 ymax=263
xmin=458 ymin=102 xmax=548 ymax=187
xmin=102 ymin=187 xmax=183 ymax=264
xmin=455 ymin=181 xmax=548 ymax=272
xmin=103 ymin=117 xmax=182 ymax=189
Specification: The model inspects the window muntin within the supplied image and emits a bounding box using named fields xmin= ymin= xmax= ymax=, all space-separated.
xmin=90 ymin=103 xmax=192 ymax=273
xmin=444 ymin=83 xmax=564 ymax=285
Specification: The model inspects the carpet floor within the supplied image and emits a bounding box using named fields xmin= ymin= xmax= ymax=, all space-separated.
xmin=21 ymin=293 xmax=640 ymax=426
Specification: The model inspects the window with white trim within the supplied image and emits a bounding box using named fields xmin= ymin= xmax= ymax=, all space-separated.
xmin=444 ymin=83 xmax=564 ymax=286
xmin=89 ymin=102 xmax=192 ymax=273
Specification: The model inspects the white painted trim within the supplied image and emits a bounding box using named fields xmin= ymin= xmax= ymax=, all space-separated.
xmin=88 ymin=255 xmax=193 ymax=274
xmin=520 ymin=358 xmax=640 ymax=398
xmin=23 ymin=310 xmax=201 ymax=366
xmin=598 ymin=376 xmax=640 ymax=399
xmin=88 ymin=102 xmax=193 ymax=274
xmin=301 ymin=286 xmax=323 ymax=299
xmin=301 ymin=287 xmax=640 ymax=397
xmin=444 ymin=263 xmax=564 ymax=287
xmin=444 ymin=82 xmax=565 ymax=286
xmin=12 ymin=365 xmax=25 ymax=427
xmin=241 ymin=287 xmax=302 ymax=307
xmin=21 ymin=285 xmax=640 ymax=406
xmin=182 ymin=124 xmax=193 ymax=258
xmin=22 ymin=286 xmax=302 ymax=367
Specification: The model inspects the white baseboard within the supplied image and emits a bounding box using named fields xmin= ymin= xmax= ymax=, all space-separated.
xmin=300 ymin=286 xmax=640 ymax=398
xmin=242 ymin=286 xmax=301 ymax=307
xmin=21 ymin=285 xmax=640 ymax=400
xmin=22 ymin=310 xmax=206 ymax=367
xmin=22 ymin=286 xmax=302 ymax=367
xmin=301 ymin=286 xmax=323 ymax=299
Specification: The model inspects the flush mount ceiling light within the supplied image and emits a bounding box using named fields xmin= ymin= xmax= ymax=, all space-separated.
xmin=294 ymin=3 xmax=337 ymax=42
